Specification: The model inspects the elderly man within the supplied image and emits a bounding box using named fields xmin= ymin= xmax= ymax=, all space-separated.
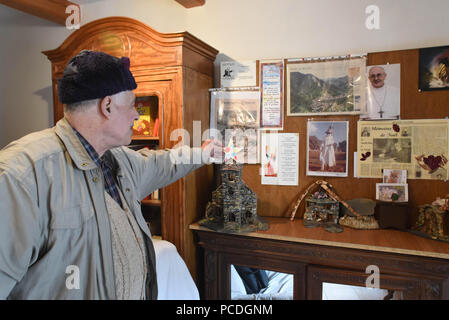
xmin=363 ymin=65 xmax=400 ymax=120
xmin=0 ymin=50 xmax=217 ymax=299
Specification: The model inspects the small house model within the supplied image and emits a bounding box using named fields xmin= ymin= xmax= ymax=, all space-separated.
xmin=412 ymin=204 xmax=449 ymax=242
xmin=303 ymin=190 xmax=340 ymax=227
xmin=200 ymin=162 xmax=268 ymax=233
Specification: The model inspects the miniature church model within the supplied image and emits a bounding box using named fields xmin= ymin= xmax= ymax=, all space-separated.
xmin=200 ymin=161 xmax=268 ymax=233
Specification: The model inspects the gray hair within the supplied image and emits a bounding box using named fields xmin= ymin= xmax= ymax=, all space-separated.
xmin=64 ymin=98 xmax=100 ymax=113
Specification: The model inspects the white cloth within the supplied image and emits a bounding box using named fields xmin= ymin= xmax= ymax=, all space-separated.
xmin=319 ymin=144 xmax=325 ymax=170
xmin=364 ymin=84 xmax=400 ymax=120
xmin=230 ymin=265 xmax=294 ymax=300
xmin=154 ymin=239 xmax=199 ymax=300
xmin=322 ymin=282 xmax=390 ymax=300
xmin=324 ymin=134 xmax=336 ymax=167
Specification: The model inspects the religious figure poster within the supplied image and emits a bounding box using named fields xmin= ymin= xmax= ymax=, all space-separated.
xmin=307 ymin=121 xmax=348 ymax=177
xmin=357 ymin=119 xmax=449 ymax=180
xmin=362 ymin=63 xmax=401 ymax=120
xmin=419 ymin=45 xmax=449 ymax=91
xmin=260 ymin=60 xmax=284 ymax=129
xmin=261 ymin=132 xmax=299 ymax=186
xmin=287 ymin=56 xmax=366 ymax=116
xmin=220 ymin=61 xmax=257 ymax=88
xmin=209 ymin=90 xmax=260 ymax=164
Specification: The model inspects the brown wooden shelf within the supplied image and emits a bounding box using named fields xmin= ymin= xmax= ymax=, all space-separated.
xmin=191 ymin=217 xmax=449 ymax=259
xmin=132 ymin=136 xmax=159 ymax=141
xmin=142 ymin=199 xmax=161 ymax=207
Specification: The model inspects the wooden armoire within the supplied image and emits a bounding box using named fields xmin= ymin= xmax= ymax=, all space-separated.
xmin=43 ymin=16 xmax=218 ymax=280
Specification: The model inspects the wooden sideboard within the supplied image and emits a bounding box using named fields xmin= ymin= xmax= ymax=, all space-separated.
xmin=191 ymin=217 xmax=449 ymax=300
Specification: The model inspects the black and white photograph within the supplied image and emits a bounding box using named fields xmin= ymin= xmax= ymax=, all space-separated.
xmin=372 ymin=138 xmax=411 ymax=163
xmin=210 ymin=90 xmax=260 ymax=163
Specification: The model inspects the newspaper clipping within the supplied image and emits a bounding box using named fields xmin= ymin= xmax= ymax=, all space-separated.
xmin=357 ymin=119 xmax=449 ymax=180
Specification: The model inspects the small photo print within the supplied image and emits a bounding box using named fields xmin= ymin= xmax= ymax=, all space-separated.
xmin=306 ymin=121 xmax=348 ymax=177
xmin=419 ymin=45 xmax=449 ymax=91
xmin=382 ymin=169 xmax=407 ymax=184
xmin=376 ymin=183 xmax=408 ymax=202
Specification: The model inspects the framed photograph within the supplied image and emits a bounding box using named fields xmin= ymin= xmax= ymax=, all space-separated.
xmin=306 ymin=121 xmax=348 ymax=177
xmin=210 ymin=90 xmax=260 ymax=132
xmin=419 ymin=45 xmax=449 ymax=91
xmin=287 ymin=57 xmax=366 ymax=116
xmin=209 ymin=90 xmax=260 ymax=163
xmin=362 ymin=64 xmax=401 ymax=120
xmin=376 ymin=183 xmax=408 ymax=202
xmin=382 ymin=169 xmax=407 ymax=184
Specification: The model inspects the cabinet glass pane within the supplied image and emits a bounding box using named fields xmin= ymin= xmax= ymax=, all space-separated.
xmin=230 ymin=264 xmax=293 ymax=300
xmin=322 ymin=282 xmax=402 ymax=300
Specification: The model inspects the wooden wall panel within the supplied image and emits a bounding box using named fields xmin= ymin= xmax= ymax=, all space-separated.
xmin=183 ymin=67 xmax=215 ymax=281
xmin=242 ymin=48 xmax=449 ymax=222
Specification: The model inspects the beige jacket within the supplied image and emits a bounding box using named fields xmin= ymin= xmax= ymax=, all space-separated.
xmin=0 ymin=118 xmax=203 ymax=299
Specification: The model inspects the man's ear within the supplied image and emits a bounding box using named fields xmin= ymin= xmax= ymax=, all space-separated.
xmin=99 ymin=96 xmax=112 ymax=118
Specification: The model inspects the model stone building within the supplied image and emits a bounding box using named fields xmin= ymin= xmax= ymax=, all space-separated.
xmin=200 ymin=162 xmax=268 ymax=233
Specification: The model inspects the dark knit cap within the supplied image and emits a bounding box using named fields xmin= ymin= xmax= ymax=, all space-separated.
xmin=57 ymin=50 xmax=137 ymax=105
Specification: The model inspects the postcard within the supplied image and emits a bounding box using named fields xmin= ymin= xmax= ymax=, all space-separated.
xmin=419 ymin=45 xmax=449 ymax=91
xmin=209 ymin=90 xmax=260 ymax=164
xmin=382 ymin=169 xmax=407 ymax=184
xmin=376 ymin=183 xmax=408 ymax=202
xmin=261 ymin=132 xmax=299 ymax=186
xmin=220 ymin=61 xmax=257 ymax=88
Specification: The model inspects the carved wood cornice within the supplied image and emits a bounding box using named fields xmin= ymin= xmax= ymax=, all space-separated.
xmin=42 ymin=16 xmax=218 ymax=65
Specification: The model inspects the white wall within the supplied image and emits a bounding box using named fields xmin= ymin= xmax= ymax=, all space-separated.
xmin=0 ymin=6 xmax=71 ymax=148
xmin=1 ymin=0 xmax=449 ymax=148
xmin=186 ymin=0 xmax=449 ymax=59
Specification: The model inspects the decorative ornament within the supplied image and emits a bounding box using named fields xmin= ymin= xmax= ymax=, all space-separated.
xmin=392 ymin=123 xmax=400 ymax=132
xmin=223 ymin=139 xmax=243 ymax=163
xmin=415 ymin=154 xmax=448 ymax=174
xmin=360 ymin=151 xmax=371 ymax=161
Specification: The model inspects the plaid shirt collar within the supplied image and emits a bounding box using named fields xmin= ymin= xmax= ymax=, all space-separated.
xmin=72 ymin=128 xmax=113 ymax=170
xmin=71 ymin=127 xmax=122 ymax=208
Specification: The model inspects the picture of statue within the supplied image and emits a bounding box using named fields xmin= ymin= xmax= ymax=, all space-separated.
xmin=307 ymin=121 xmax=348 ymax=177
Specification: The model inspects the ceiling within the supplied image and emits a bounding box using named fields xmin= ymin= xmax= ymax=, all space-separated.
xmin=0 ymin=0 xmax=205 ymax=26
